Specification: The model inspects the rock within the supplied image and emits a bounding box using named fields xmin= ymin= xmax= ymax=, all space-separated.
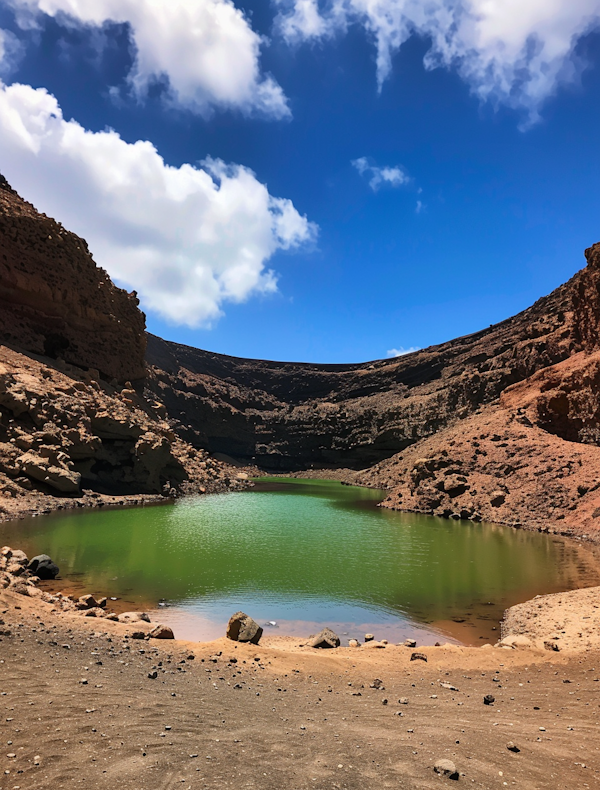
xmin=364 ymin=633 xmax=374 ymax=642
xmin=404 ymin=638 xmax=417 ymax=647
xmin=399 ymin=697 xmax=409 ymax=704
xmin=507 ymin=742 xmax=520 ymax=753
xmin=483 ymin=694 xmax=495 ymax=705
xmin=348 ymin=639 xmax=361 ymax=647
xmin=6 ymin=563 xmax=25 ymax=576
xmin=118 ymin=612 xmax=151 ymax=623
xmin=148 ymin=624 xmax=174 ymax=639
xmin=226 ymin=612 xmax=263 ymax=645
xmin=8 ymin=549 xmax=28 ymax=566
xmin=370 ymin=678 xmax=384 ymax=689
xmin=544 ymin=640 xmax=560 ymax=651
xmin=308 ymin=627 xmax=340 ymax=649
xmin=410 ymin=651 xmax=427 ymax=662
xmin=18 ymin=452 xmax=81 ymax=494
xmin=433 ymin=759 xmax=459 ymax=780
xmin=440 ymin=682 xmax=459 ymax=691
xmin=148 ymin=671 xmax=158 ymax=679
xmin=130 ymin=631 xmax=146 ymax=639
xmin=27 ymin=554 xmax=59 ymax=579
xmin=490 ymin=490 xmax=506 ymax=507
xmin=497 ymin=634 xmax=532 ymax=649
xmin=362 ymin=640 xmax=387 ymax=649
xmin=82 ymin=607 xmax=106 ymax=618
xmin=77 ymin=594 xmax=99 ymax=609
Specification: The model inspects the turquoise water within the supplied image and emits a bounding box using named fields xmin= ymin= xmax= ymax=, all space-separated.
xmin=2 ymin=478 xmax=599 ymax=644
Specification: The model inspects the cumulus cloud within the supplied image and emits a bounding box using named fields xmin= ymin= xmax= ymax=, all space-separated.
xmin=352 ymin=157 xmax=409 ymax=191
xmin=277 ymin=0 xmax=600 ymax=119
xmin=6 ymin=0 xmax=289 ymax=117
xmin=387 ymin=346 xmax=420 ymax=357
xmin=0 ymin=81 xmax=316 ymax=326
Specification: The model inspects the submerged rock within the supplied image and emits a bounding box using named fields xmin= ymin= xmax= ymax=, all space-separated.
xmin=226 ymin=612 xmax=263 ymax=645
xmin=308 ymin=628 xmax=340 ymax=649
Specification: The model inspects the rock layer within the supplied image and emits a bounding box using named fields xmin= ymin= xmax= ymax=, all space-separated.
xmin=0 ymin=175 xmax=146 ymax=383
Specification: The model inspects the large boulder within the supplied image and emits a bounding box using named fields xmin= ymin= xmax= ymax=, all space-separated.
xmin=308 ymin=627 xmax=340 ymax=649
xmin=226 ymin=612 xmax=263 ymax=645
xmin=27 ymin=554 xmax=59 ymax=579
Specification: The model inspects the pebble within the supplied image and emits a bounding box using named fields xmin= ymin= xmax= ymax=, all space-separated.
xmin=483 ymin=695 xmax=495 ymax=705
xmin=410 ymin=652 xmax=427 ymax=662
xmin=507 ymin=742 xmax=520 ymax=753
xmin=399 ymin=697 xmax=409 ymax=704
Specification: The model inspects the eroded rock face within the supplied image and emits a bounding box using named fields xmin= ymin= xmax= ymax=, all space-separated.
xmin=0 ymin=175 xmax=146 ymax=383
xmin=145 ymin=264 xmax=576 ymax=471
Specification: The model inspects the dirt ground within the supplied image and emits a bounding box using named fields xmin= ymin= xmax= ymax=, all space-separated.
xmin=1 ymin=587 xmax=599 ymax=790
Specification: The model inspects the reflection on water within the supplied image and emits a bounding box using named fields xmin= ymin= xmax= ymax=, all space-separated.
xmin=2 ymin=477 xmax=600 ymax=644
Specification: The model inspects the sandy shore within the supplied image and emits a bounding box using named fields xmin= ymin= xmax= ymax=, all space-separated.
xmin=1 ymin=570 xmax=600 ymax=789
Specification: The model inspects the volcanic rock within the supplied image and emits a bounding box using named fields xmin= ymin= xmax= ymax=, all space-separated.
xmin=0 ymin=174 xmax=145 ymax=382
xmin=226 ymin=612 xmax=263 ymax=645
xmin=148 ymin=624 xmax=175 ymax=639
xmin=27 ymin=554 xmax=59 ymax=579
xmin=308 ymin=628 xmax=340 ymax=649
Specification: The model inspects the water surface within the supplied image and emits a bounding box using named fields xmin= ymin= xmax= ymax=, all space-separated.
xmin=2 ymin=478 xmax=599 ymax=644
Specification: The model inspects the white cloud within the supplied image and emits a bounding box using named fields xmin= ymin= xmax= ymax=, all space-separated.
xmin=0 ymin=81 xmax=316 ymax=326
xmin=7 ymin=0 xmax=289 ymax=117
xmin=277 ymin=0 xmax=600 ymax=120
xmin=352 ymin=156 xmax=409 ymax=191
xmin=387 ymin=346 xmax=420 ymax=357
xmin=0 ymin=27 xmax=24 ymax=74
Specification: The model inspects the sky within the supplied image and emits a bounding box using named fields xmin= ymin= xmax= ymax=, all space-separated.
xmin=0 ymin=1 xmax=600 ymax=362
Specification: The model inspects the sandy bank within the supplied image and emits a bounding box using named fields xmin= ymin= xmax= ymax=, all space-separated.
xmin=2 ymin=553 xmax=600 ymax=789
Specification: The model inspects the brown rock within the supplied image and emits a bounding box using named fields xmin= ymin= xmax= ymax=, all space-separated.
xmin=148 ymin=624 xmax=175 ymax=639
xmin=0 ymin=175 xmax=146 ymax=382
xmin=307 ymin=628 xmax=340 ymax=649
xmin=226 ymin=612 xmax=263 ymax=645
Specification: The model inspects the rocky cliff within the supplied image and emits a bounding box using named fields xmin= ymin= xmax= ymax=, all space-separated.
xmin=0 ymin=177 xmax=245 ymax=515
xmin=145 ymin=266 xmax=576 ymax=469
xmin=0 ymin=175 xmax=146 ymax=383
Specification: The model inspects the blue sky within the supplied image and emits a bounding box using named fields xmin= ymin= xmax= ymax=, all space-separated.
xmin=1 ymin=0 xmax=600 ymax=362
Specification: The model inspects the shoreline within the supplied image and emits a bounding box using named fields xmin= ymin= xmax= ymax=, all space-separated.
xmin=2 ymin=574 xmax=600 ymax=789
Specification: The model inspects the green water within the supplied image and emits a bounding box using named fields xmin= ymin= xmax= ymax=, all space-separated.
xmin=2 ymin=478 xmax=599 ymax=644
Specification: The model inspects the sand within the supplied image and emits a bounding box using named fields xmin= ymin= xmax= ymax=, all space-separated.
xmin=1 ymin=581 xmax=600 ymax=790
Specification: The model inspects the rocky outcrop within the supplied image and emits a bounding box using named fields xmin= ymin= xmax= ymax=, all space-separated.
xmin=0 ymin=175 xmax=146 ymax=383
xmin=0 ymin=343 xmax=247 ymax=518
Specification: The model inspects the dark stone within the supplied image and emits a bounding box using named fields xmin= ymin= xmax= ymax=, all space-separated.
xmin=410 ymin=652 xmax=427 ymax=662
xmin=483 ymin=694 xmax=495 ymax=705
xmin=27 ymin=555 xmax=59 ymax=579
